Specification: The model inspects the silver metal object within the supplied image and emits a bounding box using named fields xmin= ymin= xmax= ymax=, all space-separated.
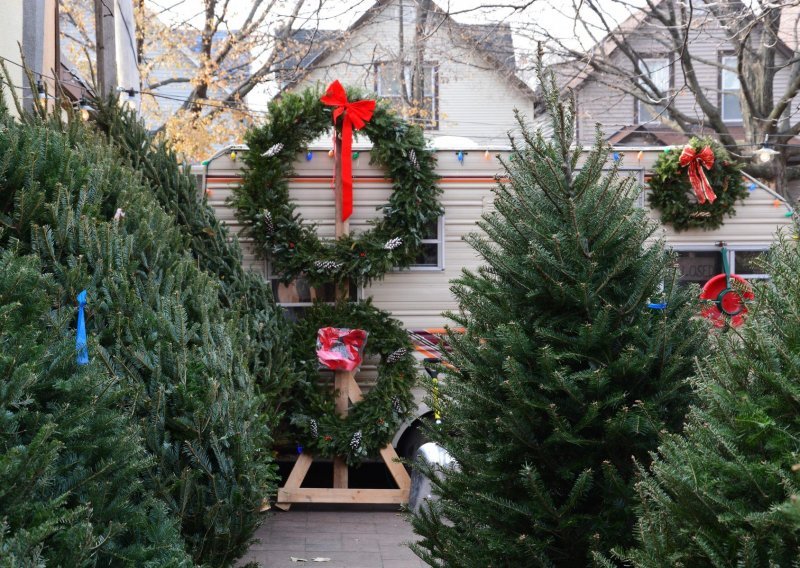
xmin=408 ymin=442 xmax=456 ymax=515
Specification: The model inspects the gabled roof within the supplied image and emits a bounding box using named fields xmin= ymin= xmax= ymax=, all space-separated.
xmin=276 ymin=0 xmax=534 ymax=98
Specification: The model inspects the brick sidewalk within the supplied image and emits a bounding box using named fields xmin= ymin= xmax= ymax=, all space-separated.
xmin=238 ymin=507 xmax=427 ymax=568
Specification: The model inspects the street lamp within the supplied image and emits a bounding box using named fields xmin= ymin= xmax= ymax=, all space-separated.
xmin=754 ymin=135 xmax=780 ymax=163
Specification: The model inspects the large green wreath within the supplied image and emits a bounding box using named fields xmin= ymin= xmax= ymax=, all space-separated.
xmin=287 ymin=301 xmax=416 ymax=465
xmin=648 ymin=137 xmax=747 ymax=231
xmin=232 ymin=86 xmax=442 ymax=286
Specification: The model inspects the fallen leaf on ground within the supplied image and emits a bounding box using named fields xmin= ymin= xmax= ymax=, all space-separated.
xmin=290 ymin=557 xmax=308 ymax=562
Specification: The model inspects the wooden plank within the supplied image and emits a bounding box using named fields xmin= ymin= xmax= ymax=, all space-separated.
xmin=347 ymin=373 xmax=363 ymax=403
xmin=277 ymin=488 xmax=408 ymax=504
xmin=333 ymin=457 xmax=348 ymax=489
xmin=282 ymin=452 xmax=314 ymax=488
xmin=275 ymin=452 xmax=315 ymax=511
xmin=334 ymin=371 xmax=351 ymax=488
xmin=380 ymin=444 xmax=412 ymax=490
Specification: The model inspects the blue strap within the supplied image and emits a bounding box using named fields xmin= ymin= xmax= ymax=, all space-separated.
xmin=76 ymin=290 xmax=89 ymax=365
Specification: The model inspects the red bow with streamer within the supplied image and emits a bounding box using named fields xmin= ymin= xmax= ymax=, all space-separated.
xmin=679 ymin=145 xmax=716 ymax=204
xmin=320 ymin=81 xmax=376 ymax=222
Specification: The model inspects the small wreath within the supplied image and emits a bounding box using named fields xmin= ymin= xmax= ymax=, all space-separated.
xmin=287 ymin=301 xmax=416 ymax=465
xmin=648 ymin=137 xmax=747 ymax=231
xmin=232 ymin=85 xmax=442 ymax=286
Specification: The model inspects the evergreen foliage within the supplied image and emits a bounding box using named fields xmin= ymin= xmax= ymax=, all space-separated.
xmin=92 ymin=99 xmax=296 ymax=445
xmin=0 ymin=93 xmax=280 ymax=565
xmin=613 ymin=235 xmax=800 ymax=566
xmin=410 ymin=70 xmax=706 ymax=566
xmin=0 ymin=249 xmax=191 ymax=567
xmin=287 ymin=300 xmax=416 ymax=464
xmin=648 ymin=138 xmax=747 ymax=232
xmin=233 ymin=85 xmax=441 ymax=286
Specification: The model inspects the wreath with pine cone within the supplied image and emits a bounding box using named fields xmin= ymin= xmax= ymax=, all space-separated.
xmin=648 ymin=137 xmax=747 ymax=231
xmin=232 ymin=85 xmax=442 ymax=286
xmin=287 ymin=301 xmax=416 ymax=465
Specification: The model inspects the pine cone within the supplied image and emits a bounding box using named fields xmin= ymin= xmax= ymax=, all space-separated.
xmin=384 ymin=237 xmax=403 ymax=251
xmin=262 ymin=143 xmax=284 ymax=157
xmin=387 ymin=348 xmax=407 ymax=363
xmin=350 ymin=430 xmax=363 ymax=450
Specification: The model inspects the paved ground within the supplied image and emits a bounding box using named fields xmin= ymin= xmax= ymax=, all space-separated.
xmin=238 ymin=506 xmax=427 ymax=568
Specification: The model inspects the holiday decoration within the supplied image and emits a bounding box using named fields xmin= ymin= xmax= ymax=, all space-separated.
xmin=262 ymin=142 xmax=283 ymax=157
xmin=699 ymin=248 xmax=754 ymax=328
xmin=316 ymin=327 xmax=368 ymax=372
xmin=648 ymin=137 xmax=747 ymax=231
xmin=233 ymin=82 xmax=441 ymax=286
xmin=76 ymin=290 xmax=89 ymax=365
xmin=679 ymin=144 xmax=716 ymax=204
xmin=288 ymin=301 xmax=415 ymax=464
xmin=320 ymin=80 xmax=376 ymax=221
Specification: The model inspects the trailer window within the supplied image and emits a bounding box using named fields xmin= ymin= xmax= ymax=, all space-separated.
xmin=270 ymin=276 xmax=358 ymax=322
xmin=675 ymin=248 xmax=770 ymax=285
xmin=409 ymin=216 xmax=444 ymax=270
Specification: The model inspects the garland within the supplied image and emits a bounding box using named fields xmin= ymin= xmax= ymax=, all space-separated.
xmin=288 ymin=301 xmax=416 ymax=465
xmin=648 ymin=137 xmax=747 ymax=231
xmin=232 ymin=85 xmax=442 ymax=286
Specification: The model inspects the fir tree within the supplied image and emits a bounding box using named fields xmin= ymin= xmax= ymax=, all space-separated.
xmin=410 ymin=69 xmax=705 ymax=566
xmin=613 ymin=235 xmax=800 ymax=567
xmin=0 ymin=87 xmax=275 ymax=564
xmin=0 ymin=249 xmax=191 ymax=567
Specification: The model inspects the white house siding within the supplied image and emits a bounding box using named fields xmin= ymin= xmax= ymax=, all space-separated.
xmin=203 ymin=146 xmax=792 ymax=330
xmin=287 ymin=0 xmax=534 ymax=145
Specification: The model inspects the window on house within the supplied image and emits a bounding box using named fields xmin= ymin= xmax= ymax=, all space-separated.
xmin=410 ymin=216 xmax=445 ymax=270
xmin=637 ymin=58 xmax=670 ymax=123
xmin=720 ymin=55 xmax=742 ymax=122
xmin=376 ymin=62 xmax=438 ymax=129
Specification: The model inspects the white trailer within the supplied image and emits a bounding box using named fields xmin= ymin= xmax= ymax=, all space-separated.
xmin=196 ymin=140 xmax=793 ymax=457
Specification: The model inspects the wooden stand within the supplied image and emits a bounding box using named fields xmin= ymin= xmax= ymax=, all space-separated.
xmin=275 ymin=370 xmax=411 ymax=509
xmin=274 ymin=133 xmax=409 ymax=509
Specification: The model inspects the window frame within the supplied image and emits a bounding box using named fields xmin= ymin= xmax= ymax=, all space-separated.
xmin=407 ymin=214 xmax=446 ymax=272
xmin=374 ymin=61 xmax=440 ymax=130
xmin=719 ymin=53 xmax=743 ymax=124
xmin=672 ymin=245 xmax=770 ymax=284
xmin=634 ymin=56 xmax=674 ymax=125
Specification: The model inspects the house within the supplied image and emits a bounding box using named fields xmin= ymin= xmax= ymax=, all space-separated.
xmin=277 ymin=0 xmax=536 ymax=145
xmin=1 ymin=0 xmax=62 ymax=116
xmin=543 ymin=1 xmax=800 ymax=155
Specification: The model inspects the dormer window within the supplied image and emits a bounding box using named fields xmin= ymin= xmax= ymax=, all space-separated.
xmin=720 ymin=55 xmax=742 ymax=122
xmin=636 ymin=58 xmax=671 ymax=123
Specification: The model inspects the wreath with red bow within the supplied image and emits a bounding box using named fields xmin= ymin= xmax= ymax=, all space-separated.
xmin=232 ymin=81 xmax=442 ymax=286
xmin=648 ymin=137 xmax=748 ymax=231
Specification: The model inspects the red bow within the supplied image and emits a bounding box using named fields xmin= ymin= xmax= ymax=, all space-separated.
xmin=320 ymin=81 xmax=376 ymax=222
xmin=679 ymin=145 xmax=716 ymax=204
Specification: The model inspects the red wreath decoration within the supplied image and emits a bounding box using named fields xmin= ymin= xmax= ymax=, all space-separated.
xmin=700 ymin=273 xmax=754 ymax=328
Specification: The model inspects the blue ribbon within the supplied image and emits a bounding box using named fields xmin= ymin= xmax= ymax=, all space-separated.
xmin=76 ymin=290 xmax=89 ymax=365
xmin=647 ymin=302 xmax=667 ymax=310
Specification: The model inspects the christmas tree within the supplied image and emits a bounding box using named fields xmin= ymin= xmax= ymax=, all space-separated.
xmin=612 ymin=235 xmax=800 ymax=566
xmin=0 ymin=249 xmax=191 ymax=566
xmin=92 ymin=100 xmax=296 ymax=424
xmin=0 ymin=88 xmax=277 ymax=564
xmin=410 ymin=68 xmax=706 ymax=566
